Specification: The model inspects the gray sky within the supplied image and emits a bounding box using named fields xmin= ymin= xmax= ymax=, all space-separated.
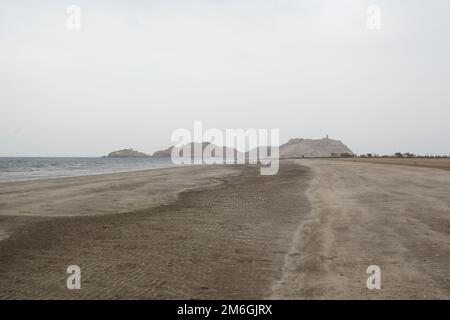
xmin=1 ymin=0 xmax=449 ymax=157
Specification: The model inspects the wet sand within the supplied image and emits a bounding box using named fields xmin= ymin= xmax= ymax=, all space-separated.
xmin=1 ymin=160 xmax=450 ymax=299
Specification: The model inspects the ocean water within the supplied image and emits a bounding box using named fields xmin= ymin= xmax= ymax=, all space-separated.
xmin=0 ymin=157 xmax=175 ymax=182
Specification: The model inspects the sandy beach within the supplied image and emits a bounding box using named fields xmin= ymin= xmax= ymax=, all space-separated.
xmin=272 ymin=160 xmax=450 ymax=299
xmin=0 ymin=160 xmax=449 ymax=299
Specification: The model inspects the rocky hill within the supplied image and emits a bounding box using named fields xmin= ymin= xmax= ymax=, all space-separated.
xmin=107 ymin=149 xmax=150 ymax=158
xmin=279 ymin=137 xmax=353 ymax=158
xmin=152 ymin=142 xmax=241 ymax=158
xmin=151 ymin=136 xmax=353 ymax=159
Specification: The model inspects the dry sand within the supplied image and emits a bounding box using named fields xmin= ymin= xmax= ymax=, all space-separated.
xmin=0 ymin=160 xmax=449 ymax=299
xmin=272 ymin=159 xmax=450 ymax=299
xmin=335 ymin=157 xmax=450 ymax=171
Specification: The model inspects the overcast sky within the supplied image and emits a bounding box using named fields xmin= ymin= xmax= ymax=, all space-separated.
xmin=1 ymin=0 xmax=449 ymax=156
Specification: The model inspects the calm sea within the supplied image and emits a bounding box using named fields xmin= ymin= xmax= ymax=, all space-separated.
xmin=0 ymin=157 xmax=175 ymax=182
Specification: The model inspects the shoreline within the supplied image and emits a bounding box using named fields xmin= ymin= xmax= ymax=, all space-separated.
xmin=0 ymin=161 xmax=178 ymax=184
xmin=0 ymin=164 xmax=242 ymax=246
xmin=0 ymin=164 xmax=241 ymax=218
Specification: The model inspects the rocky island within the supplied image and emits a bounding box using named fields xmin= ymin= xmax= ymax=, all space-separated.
xmin=106 ymin=148 xmax=150 ymax=158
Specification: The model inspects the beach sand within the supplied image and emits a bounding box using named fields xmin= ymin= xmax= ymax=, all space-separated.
xmin=0 ymin=162 xmax=312 ymax=299
xmin=0 ymin=160 xmax=449 ymax=299
xmin=272 ymin=160 xmax=450 ymax=299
